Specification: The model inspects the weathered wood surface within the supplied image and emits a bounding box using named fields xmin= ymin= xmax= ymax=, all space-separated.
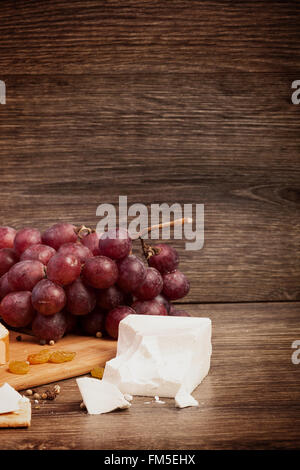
xmin=0 ymin=1 xmax=299 ymax=302
xmin=0 ymin=0 xmax=299 ymax=74
xmin=0 ymin=71 xmax=299 ymax=302
xmin=0 ymin=0 xmax=299 ymax=450
xmin=1 ymin=303 xmax=299 ymax=450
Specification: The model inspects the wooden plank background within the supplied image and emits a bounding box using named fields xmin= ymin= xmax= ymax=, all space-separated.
xmin=0 ymin=0 xmax=300 ymax=451
xmin=0 ymin=0 xmax=300 ymax=74
xmin=0 ymin=1 xmax=299 ymax=303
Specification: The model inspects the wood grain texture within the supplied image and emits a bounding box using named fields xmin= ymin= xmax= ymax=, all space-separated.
xmin=0 ymin=0 xmax=300 ymax=74
xmin=0 ymin=0 xmax=299 ymax=451
xmin=0 ymin=331 xmax=116 ymax=391
xmin=0 ymin=72 xmax=299 ymax=301
xmin=0 ymin=303 xmax=299 ymax=450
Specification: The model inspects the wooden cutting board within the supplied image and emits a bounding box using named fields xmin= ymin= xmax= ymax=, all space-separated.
xmin=0 ymin=331 xmax=117 ymax=391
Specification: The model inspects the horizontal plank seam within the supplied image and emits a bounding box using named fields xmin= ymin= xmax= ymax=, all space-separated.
xmin=1 ymin=72 xmax=300 ymax=76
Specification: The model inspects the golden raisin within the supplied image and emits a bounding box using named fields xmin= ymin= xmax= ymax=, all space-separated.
xmin=8 ymin=360 xmax=30 ymax=375
xmin=90 ymin=366 xmax=104 ymax=379
xmin=27 ymin=349 xmax=51 ymax=364
xmin=49 ymin=351 xmax=76 ymax=363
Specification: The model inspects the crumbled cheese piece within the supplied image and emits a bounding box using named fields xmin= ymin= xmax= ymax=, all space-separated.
xmin=154 ymin=395 xmax=165 ymax=404
xmin=0 ymin=383 xmax=29 ymax=416
xmin=175 ymin=390 xmax=199 ymax=408
xmin=76 ymin=377 xmax=131 ymax=415
xmin=0 ymin=383 xmax=22 ymax=414
xmin=144 ymin=397 xmax=165 ymax=405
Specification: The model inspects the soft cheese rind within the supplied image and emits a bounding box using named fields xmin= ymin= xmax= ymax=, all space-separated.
xmin=103 ymin=314 xmax=212 ymax=398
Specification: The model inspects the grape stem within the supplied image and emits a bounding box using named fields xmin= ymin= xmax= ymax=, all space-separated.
xmin=137 ymin=217 xmax=192 ymax=239
xmin=75 ymin=217 xmax=192 ymax=260
xmin=136 ymin=217 xmax=193 ymax=261
xmin=140 ymin=238 xmax=160 ymax=260
xmin=75 ymin=225 xmax=94 ymax=239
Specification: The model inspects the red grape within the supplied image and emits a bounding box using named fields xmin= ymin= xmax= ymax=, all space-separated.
xmin=97 ymin=285 xmax=125 ymax=311
xmin=133 ymin=267 xmax=163 ymax=300
xmin=0 ymin=226 xmax=16 ymax=249
xmin=148 ymin=243 xmax=179 ymax=274
xmin=13 ymin=228 xmax=42 ymax=255
xmin=41 ymin=223 xmax=77 ymax=250
xmin=168 ymin=306 xmax=191 ymax=317
xmin=46 ymin=253 xmax=81 ymax=286
xmin=32 ymin=311 xmax=67 ymax=342
xmin=82 ymin=256 xmax=118 ymax=289
xmin=0 ymin=221 xmax=192 ymax=343
xmin=162 ymin=270 xmax=190 ymax=300
xmin=98 ymin=228 xmax=132 ymax=260
xmin=105 ymin=306 xmax=135 ymax=339
xmin=132 ymin=299 xmax=167 ymax=316
xmin=81 ymin=231 xmax=101 ymax=256
xmin=0 ymin=291 xmax=35 ymax=327
xmin=8 ymin=260 xmax=45 ymax=291
xmin=80 ymin=307 xmax=106 ymax=336
xmin=0 ymin=273 xmax=14 ymax=299
xmin=31 ymin=279 xmax=66 ymax=316
xmin=65 ymin=278 xmax=96 ymax=316
xmin=0 ymin=248 xmax=19 ymax=276
xmin=64 ymin=311 xmax=78 ymax=334
xmin=124 ymin=292 xmax=134 ymax=306
xmin=117 ymin=255 xmax=146 ymax=293
xmin=154 ymin=294 xmax=171 ymax=313
xmin=20 ymin=243 xmax=56 ymax=265
xmin=58 ymin=242 xmax=92 ymax=263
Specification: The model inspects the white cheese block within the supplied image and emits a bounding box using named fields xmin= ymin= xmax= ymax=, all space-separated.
xmin=103 ymin=314 xmax=212 ymax=402
xmin=0 ymin=322 xmax=9 ymax=365
xmin=0 ymin=383 xmax=25 ymax=414
xmin=76 ymin=377 xmax=131 ymax=415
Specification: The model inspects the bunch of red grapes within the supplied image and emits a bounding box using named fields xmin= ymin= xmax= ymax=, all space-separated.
xmin=0 ymin=223 xmax=190 ymax=343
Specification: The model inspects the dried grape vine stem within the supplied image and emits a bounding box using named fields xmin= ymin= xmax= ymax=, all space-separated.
xmin=75 ymin=225 xmax=94 ymax=239
xmin=140 ymin=238 xmax=160 ymax=260
xmin=136 ymin=217 xmax=193 ymax=261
